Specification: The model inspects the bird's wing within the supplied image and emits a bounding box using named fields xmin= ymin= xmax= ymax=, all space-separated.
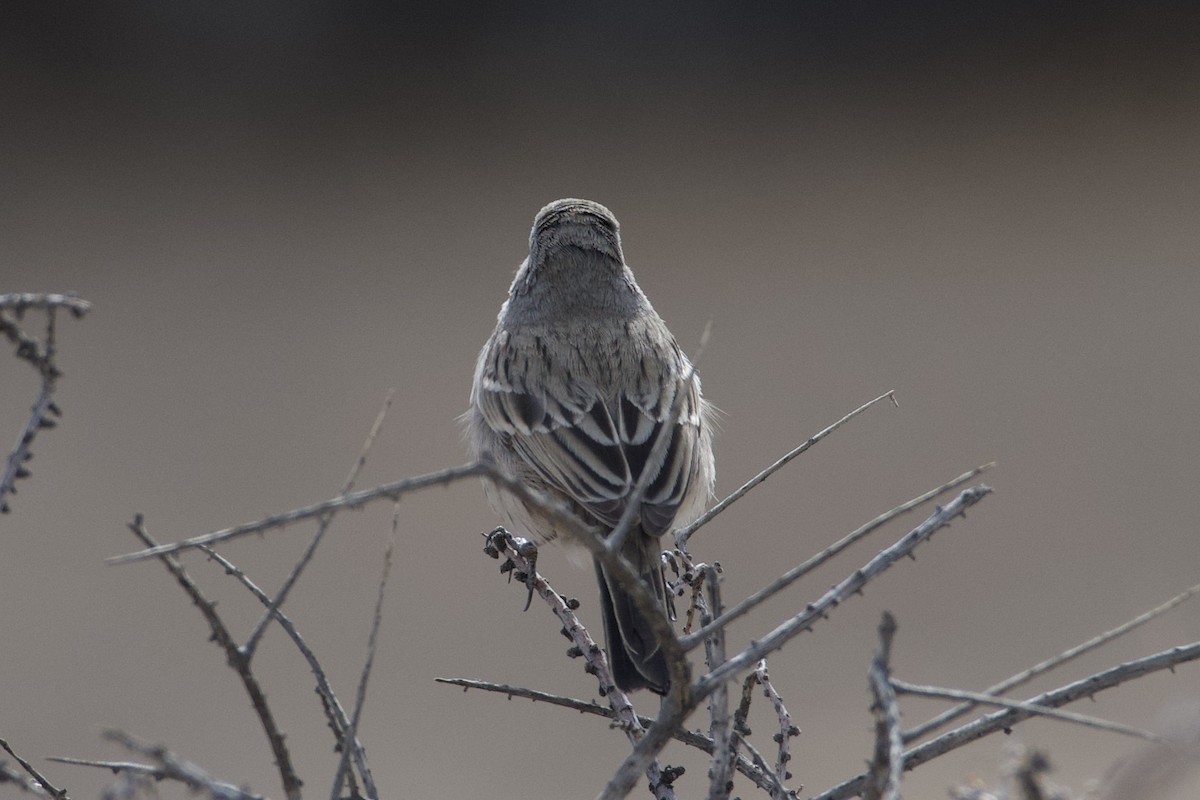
xmin=474 ymin=330 xmax=703 ymax=535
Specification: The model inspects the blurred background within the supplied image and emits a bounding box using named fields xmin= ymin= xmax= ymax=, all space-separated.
xmin=3 ymin=2 xmax=1199 ymax=798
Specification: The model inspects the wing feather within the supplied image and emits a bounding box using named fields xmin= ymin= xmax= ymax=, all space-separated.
xmin=475 ymin=328 xmax=705 ymax=536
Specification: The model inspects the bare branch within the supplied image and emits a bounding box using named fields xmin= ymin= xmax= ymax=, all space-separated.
xmin=681 ymin=464 xmax=993 ymax=651
xmin=600 ymin=485 xmax=992 ymax=800
xmin=482 ymin=530 xmax=676 ymax=796
xmin=199 ymin=546 xmax=376 ymax=797
xmin=676 ymin=390 xmax=897 ymax=548
xmin=863 ymin=614 xmax=901 ymax=800
xmin=435 ymin=677 xmax=786 ymax=794
xmin=1 ymin=292 xmax=90 ymax=514
xmin=126 ymin=516 xmax=301 ymax=800
xmin=904 ymin=579 xmax=1200 ymax=742
xmin=811 ymin=639 xmax=1200 ymax=800
xmin=695 ymin=485 xmax=992 ymax=696
xmin=599 ymin=692 xmax=691 ymax=800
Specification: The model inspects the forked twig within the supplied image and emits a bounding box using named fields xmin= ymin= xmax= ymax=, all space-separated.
xmin=242 ymin=389 xmax=395 ymax=659
xmin=199 ymin=545 xmax=376 ymax=797
xmin=126 ymin=516 xmax=301 ymax=800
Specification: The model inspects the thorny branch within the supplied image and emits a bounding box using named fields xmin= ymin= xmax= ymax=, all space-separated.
xmin=597 ymin=485 xmax=992 ymax=800
xmin=1 ymin=291 xmax=91 ymax=514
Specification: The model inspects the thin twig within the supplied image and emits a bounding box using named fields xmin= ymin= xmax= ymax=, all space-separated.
xmin=50 ymin=754 xmax=258 ymax=800
xmin=904 ymin=579 xmax=1200 ymax=742
xmin=676 ymin=390 xmax=897 ymax=548
xmin=892 ymin=679 xmax=1163 ymax=742
xmin=242 ymin=388 xmax=395 ymax=658
xmin=108 ymin=462 xmax=490 ymax=563
xmin=127 ymin=516 xmax=301 ymax=800
xmin=435 ymin=677 xmax=785 ymax=794
xmin=681 ymin=464 xmax=993 ymax=651
xmin=330 ymin=503 xmax=398 ymax=800
xmin=811 ymin=639 xmax=1200 ymax=800
xmin=100 ymin=730 xmax=265 ymax=800
xmin=863 ymin=613 xmax=902 ymax=800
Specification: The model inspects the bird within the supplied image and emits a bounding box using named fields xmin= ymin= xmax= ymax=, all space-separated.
xmin=468 ymin=198 xmax=715 ymax=693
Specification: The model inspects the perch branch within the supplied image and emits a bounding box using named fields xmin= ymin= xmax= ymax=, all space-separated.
xmin=600 ymin=485 xmax=992 ymax=800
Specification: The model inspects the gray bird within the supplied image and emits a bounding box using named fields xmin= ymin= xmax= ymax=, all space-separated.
xmin=468 ymin=198 xmax=715 ymax=693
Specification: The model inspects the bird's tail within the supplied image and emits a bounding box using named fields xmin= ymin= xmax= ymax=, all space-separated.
xmin=595 ymin=532 xmax=670 ymax=694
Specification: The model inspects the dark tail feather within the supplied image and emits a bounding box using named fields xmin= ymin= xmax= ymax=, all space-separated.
xmin=594 ymin=533 xmax=670 ymax=694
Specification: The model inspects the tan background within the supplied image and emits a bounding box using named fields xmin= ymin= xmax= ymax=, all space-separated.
xmin=3 ymin=3 xmax=1199 ymax=798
